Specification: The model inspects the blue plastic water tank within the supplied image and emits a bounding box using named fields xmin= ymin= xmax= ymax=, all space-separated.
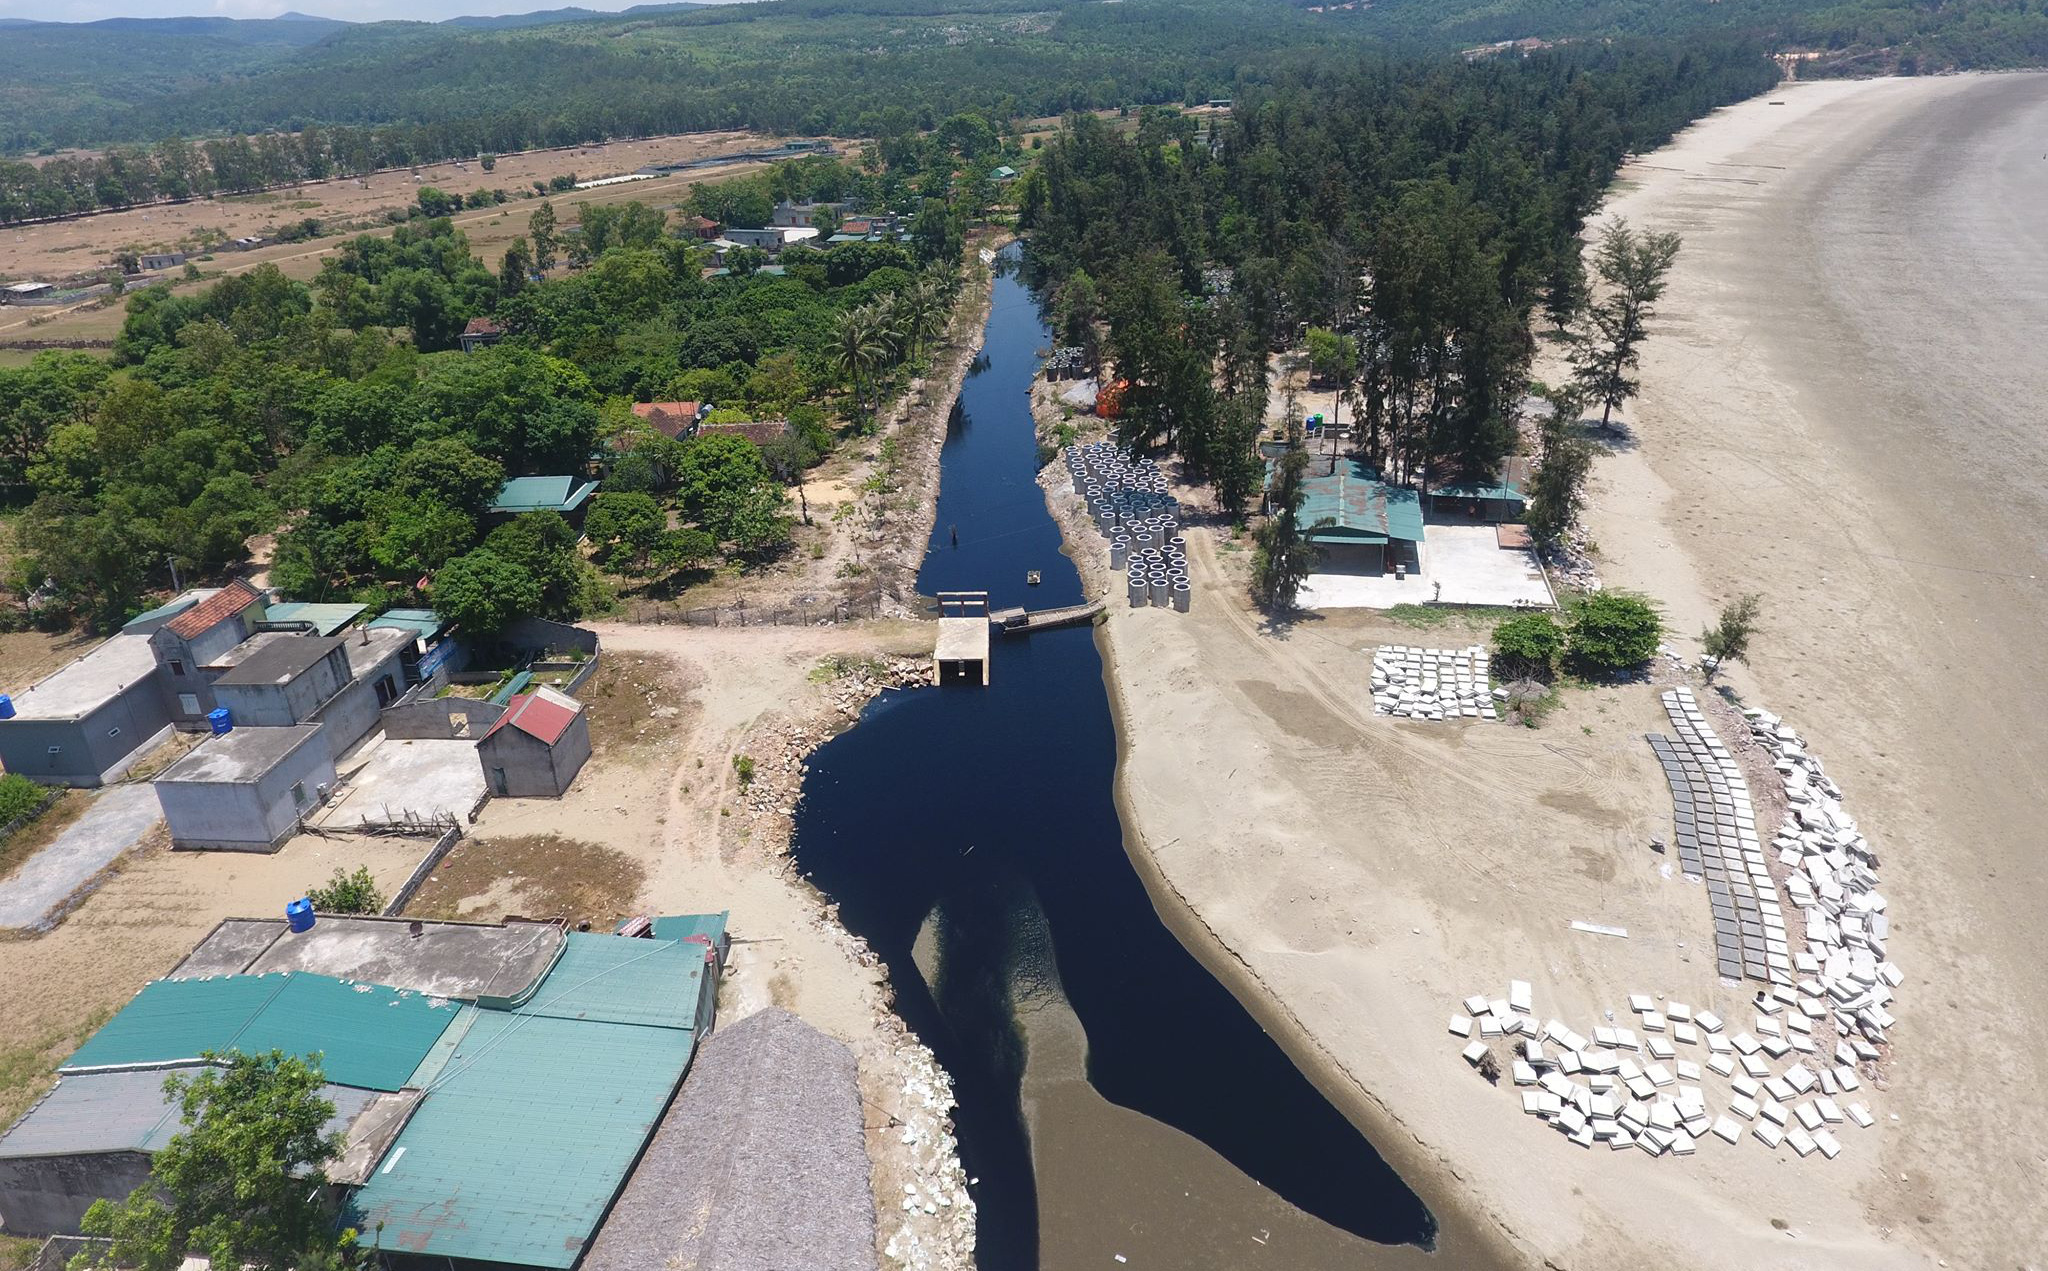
xmin=207 ymin=707 xmax=232 ymax=735
xmin=0 ymin=694 xmax=13 ymax=720
xmin=285 ymin=898 xmax=315 ymax=932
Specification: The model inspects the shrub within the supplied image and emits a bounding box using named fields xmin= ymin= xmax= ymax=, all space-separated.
xmin=732 ymin=754 xmax=755 ymax=787
xmin=1491 ymin=612 xmax=1565 ymax=681
xmin=0 ymin=773 xmax=48 ymax=826
xmin=1567 ymin=591 xmax=1662 ymax=677
xmin=305 ymin=865 xmax=383 ymax=915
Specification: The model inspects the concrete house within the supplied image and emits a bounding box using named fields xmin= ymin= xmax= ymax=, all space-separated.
xmin=137 ymin=252 xmax=186 ymax=271
xmin=0 ymin=635 xmax=173 ymax=786
xmin=134 ymin=581 xmax=265 ymax=728
xmin=477 ymin=686 xmax=590 ymax=797
xmin=152 ymin=723 xmax=336 ymax=852
xmin=211 ymin=630 xmax=409 ymax=763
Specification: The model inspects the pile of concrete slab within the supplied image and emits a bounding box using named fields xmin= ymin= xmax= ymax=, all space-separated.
xmin=1371 ymin=646 xmax=1496 ymax=721
xmin=1742 ymin=706 xmax=1901 ymax=1058
xmin=1647 ymin=687 xmax=1793 ymax=986
xmin=1450 ymin=980 xmax=1878 ymax=1159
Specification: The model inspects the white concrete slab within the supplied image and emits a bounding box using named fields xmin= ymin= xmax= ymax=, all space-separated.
xmin=1299 ymin=524 xmax=1553 ymax=610
xmin=319 ymin=735 xmax=487 ymax=828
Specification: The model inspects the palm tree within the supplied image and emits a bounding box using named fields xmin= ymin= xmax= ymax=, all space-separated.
xmin=832 ymin=305 xmax=888 ymax=429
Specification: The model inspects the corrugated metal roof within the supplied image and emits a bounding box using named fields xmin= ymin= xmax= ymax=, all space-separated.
xmin=513 ymin=933 xmax=704 ymax=1030
xmin=349 ymin=1012 xmax=698 ymax=1268
xmin=0 ymin=1068 xmax=375 ymax=1160
xmin=263 ymin=602 xmax=368 ymax=636
xmin=62 ymin=973 xmax=459 ymax=1092
xmin=366 ymin=608 xmax=445 ymax=640
xmin=1297 ymin=460 xmax=1426 ymax=544
xmin=490 ymin=476 xmax=600 ymax=515
xmin=481 ymin=685 xmax=582 ymax=746
xmin=120 ymin=591 xmax=203 ymax=633
xmin=648 ymin=912 xmax=729 ymax=948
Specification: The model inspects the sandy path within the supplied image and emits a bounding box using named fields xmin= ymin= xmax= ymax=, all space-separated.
xmin=1581 ymin=71 xmax=2048 ymax=1265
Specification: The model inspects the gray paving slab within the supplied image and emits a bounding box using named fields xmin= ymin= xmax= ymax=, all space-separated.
xmin=0 ymin=784 xmax=162 ymax=930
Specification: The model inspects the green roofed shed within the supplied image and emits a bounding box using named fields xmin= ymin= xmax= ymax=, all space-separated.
xmin=490 ymin=475 xmax=600 ymax=517
xmin=62 ymin=973 xmax=459 ymax=1091
xmin=366 ymin=608 xmax=447 ymax=641
xmin=1296 ymin=459 xmax=1425 ymax=545
xmin=263 ymin=601 xmax=367 ymax=636
xmin=349 ymin=933 xmax=708 ymax=1268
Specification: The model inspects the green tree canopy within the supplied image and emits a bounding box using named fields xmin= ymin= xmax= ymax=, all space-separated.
xmin=431 ymin=546 xmax=543 ymax=633
xmin=74 ymin=1051 xmax=353 ymax=1271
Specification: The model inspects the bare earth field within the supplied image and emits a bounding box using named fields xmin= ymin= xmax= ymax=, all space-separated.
xmin=0 ymin=130 xmax=840 ymax=353
xmin=1090 ymin=72 xmax=2048 ymax=1270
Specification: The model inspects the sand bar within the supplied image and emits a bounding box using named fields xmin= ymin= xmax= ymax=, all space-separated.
xmin=1096 ymin=72 xmax=2048 ymax=1267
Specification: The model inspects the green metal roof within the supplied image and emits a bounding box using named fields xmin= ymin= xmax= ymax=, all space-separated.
xmin=120 ymin=593 xmax=201 ymax=632
xmin=263 ymin=601 xmax=368 ymax=636
xmin=1429 ymin=479 xmax=1525 ymax=504
xmin=512 ymin=933 xmax=705 ymax=1029
xmin=648 ymin=912 xmax=728 ymax=948
xmin=366 ymin=607 xmax=445 ymax=640
xmin=63 ymin=973 xmax=460 ymax=1092
xmin=349 ymin=938 xmax=708 ymax=1268
xmin=491 ymin=476 xmax=600 ymax=515
xmin=1296 ymin=460 xmax=1425 ymax=543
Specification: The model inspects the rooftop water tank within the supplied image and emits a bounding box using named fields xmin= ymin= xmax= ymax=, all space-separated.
xmin=0 ymin=694 xmax=13 ymax=720
xmin=207 ymin=707 xmax=232 ymax=735
xmin=285 ymin=897 xmax=315 ymax=933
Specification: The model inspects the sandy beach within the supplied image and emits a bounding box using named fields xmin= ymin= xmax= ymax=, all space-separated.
xmin=1093 ymin=72 xmax=2048 ymax=1268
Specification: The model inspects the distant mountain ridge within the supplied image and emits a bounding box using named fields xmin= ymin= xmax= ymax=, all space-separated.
xmin=0 ymin=2 xmax=712 ymax=30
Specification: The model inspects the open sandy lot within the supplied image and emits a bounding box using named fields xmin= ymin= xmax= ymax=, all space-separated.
xmin=1090 ymin=72 xmax=2048 ymax=1270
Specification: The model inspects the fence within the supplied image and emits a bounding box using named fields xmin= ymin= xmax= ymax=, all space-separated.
xmin=381 ymin=823 xmax=464 ymax=917
xmin=0 ymin=788 xmax=62 ymax=843
xmin=613 ymin=590 xmax=890 ymax=627
xmin=28 ymin=1237 xmax=107 ymax=1271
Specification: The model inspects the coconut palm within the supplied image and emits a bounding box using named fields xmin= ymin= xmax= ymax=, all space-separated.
xmin=832 ymin=304 xmax=888 ymax=429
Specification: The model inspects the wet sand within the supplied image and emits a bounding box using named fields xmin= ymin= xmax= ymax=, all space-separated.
xmin=1586 ymin=71 xmax=2048 ymax=1265
xmin=1090 ymin=71 xmax=2048 ymax=1269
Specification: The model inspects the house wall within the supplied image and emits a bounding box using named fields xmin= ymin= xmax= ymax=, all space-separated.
xmin=215 ymin=645 xmax=352 ymax=729
xmin=0 ymin=681 xmax=173 ymax=786
xmin=0 ymin=1151 xmax=153 ymax=1236
xmin=477 ymin=712 xmax=589 ymax=798
xmin=155 ymin=737 xmax=338 ymax=851
xmin=310 ymin=644 xmax=405 ymax=760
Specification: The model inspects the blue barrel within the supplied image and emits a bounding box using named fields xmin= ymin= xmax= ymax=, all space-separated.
xmin=207 ymin=707 xmax=232 ymax=735
xmin=0 ymin=694 xmax=13 ymax=720
xmin=285 ymin=898 xmax=315 ymax=932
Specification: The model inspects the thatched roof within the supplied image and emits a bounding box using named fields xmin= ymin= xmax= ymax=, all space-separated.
xmin=582 ymin=1007 xmax=878 ymax=1271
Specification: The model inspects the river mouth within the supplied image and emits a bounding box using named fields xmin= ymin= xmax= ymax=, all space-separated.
xmin=790 ymin=246 xmax=1435 ymax=1268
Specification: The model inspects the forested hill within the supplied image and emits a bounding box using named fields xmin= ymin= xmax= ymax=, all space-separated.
xmin=5 ymin=0 xmax=2046 ymax=155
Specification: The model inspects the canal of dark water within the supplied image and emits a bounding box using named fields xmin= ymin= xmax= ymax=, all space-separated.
xmin=789 ymin=246 xmax=1435 ymax=1268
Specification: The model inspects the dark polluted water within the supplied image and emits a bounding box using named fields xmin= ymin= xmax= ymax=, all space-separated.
xmin=789 ymin=246 xmax=1435 ymax=1268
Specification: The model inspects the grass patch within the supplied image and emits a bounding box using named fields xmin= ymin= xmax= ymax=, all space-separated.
xmin=0 ymin=790 xmax=87 ymax=886
xmin=1385 ymin=603 xmax=1528 ymax=629
xmin=402 ymin=833 xmax=646 ymax=929
xmin=0 ymin=1234 xmax=40 ymax=1270
xmin=0 ymin=1006 xmax=113 ymax=1137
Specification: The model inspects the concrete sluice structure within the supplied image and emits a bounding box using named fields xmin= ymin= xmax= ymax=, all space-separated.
xmin=1064 ymin=443 xmax=1192 ymax=613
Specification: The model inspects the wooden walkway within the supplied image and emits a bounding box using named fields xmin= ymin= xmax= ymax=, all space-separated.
xmin=990 ymin=600 xmax=1105 ymax=636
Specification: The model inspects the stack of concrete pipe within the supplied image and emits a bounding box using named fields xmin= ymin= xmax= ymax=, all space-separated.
xmin=1065 ymin=442 xmax=1190 ymax=612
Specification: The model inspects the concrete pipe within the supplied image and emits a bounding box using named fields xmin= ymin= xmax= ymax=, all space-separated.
xmin=1110 ymin=541 xmax=1128 ymax=570
xmin=1128 ymin=576 xmax=1148 ymax=608
xmin=1172 ymin=582 xmax=1191 ymax=613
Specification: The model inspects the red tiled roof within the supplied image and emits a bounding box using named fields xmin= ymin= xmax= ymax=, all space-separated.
xmin=631 ymin=401 xmax=699 ymax=440
xmin=165 ymin=580 xmax=260 ymax=640
xmin=462 ymin=317 xmax=502 ymax=337
xmin=482 ymin=686 xmax=582 ymax=746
